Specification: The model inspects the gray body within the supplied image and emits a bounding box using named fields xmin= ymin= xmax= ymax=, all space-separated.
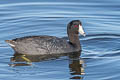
xmin=6 ymin=36 xmax=80 ymax=55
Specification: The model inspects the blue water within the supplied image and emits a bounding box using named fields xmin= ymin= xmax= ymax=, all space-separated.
xmin=0 ymin=0 xmax=120 ymax=80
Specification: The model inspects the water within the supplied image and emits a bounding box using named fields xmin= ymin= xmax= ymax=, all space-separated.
xmin=0 ymin=0 xmax=120 ymax=80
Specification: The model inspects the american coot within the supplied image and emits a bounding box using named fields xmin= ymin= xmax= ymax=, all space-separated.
xmin=5 ymin=20 xmax=85 ymax=55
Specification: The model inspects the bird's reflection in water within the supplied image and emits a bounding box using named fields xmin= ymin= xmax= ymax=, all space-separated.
xmin=9 ymin=51 xmax=85 ymax=79
xmin=69 ymin=52 xmax=85 ymax=80
xmin=9 ymin=53 xmax=67 ymax=66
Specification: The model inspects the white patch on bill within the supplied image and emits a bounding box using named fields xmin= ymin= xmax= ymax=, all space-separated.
xmin=79 ymin=24 xmax=86 ymax=36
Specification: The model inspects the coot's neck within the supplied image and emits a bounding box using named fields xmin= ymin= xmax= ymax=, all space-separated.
xmin=67 ymin=32 xmax=81 ymax=49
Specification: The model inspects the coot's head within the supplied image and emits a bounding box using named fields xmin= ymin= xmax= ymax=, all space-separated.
xmin=67 ymin=20 xmax=86 ymax=36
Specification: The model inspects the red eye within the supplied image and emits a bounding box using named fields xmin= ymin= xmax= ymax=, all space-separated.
xmin=74 ymin=25 xmax=78 ymax=28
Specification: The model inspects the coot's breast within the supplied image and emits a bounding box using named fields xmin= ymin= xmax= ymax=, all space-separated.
xmin=13 ymin=36 xmax=77 ymax=55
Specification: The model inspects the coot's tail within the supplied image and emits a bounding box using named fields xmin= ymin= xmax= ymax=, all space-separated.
xmin=5 ymin=40 xmax=16 ymax=47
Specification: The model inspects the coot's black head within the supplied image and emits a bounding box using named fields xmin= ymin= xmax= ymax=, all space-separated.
xmin=67 ymin=20 xmax=86 ymax=36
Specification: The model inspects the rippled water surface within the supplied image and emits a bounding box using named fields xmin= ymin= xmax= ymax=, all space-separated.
xmin=0 ymin=0 xmax=120 ymax=80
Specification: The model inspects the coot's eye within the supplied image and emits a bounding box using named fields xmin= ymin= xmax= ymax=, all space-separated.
xmin=74 ymin=25 xmax=78 ymax=28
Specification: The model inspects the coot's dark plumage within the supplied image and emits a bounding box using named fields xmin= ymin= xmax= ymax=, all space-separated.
xmin=5 ymin=20 xmax=85 ymax=55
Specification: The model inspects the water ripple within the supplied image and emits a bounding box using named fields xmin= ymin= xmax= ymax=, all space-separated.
xmin=0 ymin=1 xmax=120 ymax=80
